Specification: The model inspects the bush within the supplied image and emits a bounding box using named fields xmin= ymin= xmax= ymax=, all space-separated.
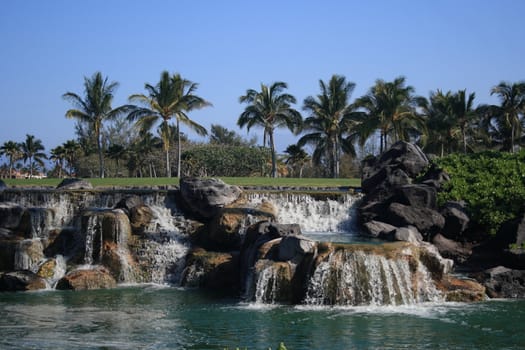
xmin=435 ymin=150 xmax=525 ymax=235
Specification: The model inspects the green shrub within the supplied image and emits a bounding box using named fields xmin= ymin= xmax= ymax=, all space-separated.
xmin=435 ymin=150 xmax=525 ymax=235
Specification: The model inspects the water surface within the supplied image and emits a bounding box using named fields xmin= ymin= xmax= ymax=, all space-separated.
xmin=0 ymin=286 xmax=523 ymax=350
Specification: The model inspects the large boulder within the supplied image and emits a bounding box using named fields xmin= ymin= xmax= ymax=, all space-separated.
xmin=181 ymin=248 xmax=240 ymax=290
xmin=474 ymin=266 xmax=525 ymax=298
xmin=55 ymin=267 xmax=117 ymax=290
xmin=432 ymin=233 xmax=472 ymax=263
xmin=362 ymin=220 xmax=396 ymax=238
xmin=377 ymin=141 xmax=429 ymax=178
xmin=392 ymin=184 xmax=437 ymax=210
xmin=115 ymin=195 xmax=153 ymax=233
xmin=419 ymin=164 xmax=451 ymax=190
xmin=0 ymin=270 xmax=47 ymax=292
xmin=438 ymin=276 xmax=486 ymax=302
xmin=56 ymin=178 xmax=93 ymax=190
xmin=0 ymin=179 xmax=6 ymax=190
xmin=385 ymin=202 xmax=445 ymax=237
xmin=180 ymin=177 xmax=242 ymax=219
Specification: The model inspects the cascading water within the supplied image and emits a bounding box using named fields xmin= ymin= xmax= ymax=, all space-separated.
xmin=304 ymin=249 xmax=443 ymax=306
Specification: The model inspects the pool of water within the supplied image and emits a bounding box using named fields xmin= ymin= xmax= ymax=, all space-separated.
xmin=0 ymin=286 xmax=523 ymax=349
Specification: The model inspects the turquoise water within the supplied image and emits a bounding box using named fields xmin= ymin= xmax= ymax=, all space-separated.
xmin=0 ymin=286 xmax=523 ymax=350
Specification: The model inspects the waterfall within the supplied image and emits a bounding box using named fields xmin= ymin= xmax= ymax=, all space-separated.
xmin=14 ymin=239 xmax=44 ymax=272
xmin=245 ymin=192 xmax=360 ymax=233
xmin=304 ymin=249 xmax=443 ymax=306
xmin=82 ymin=213 xmax=103 ymax=266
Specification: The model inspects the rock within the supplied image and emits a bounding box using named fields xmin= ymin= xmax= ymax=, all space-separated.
xmin=253 ymin=260 xmax=294 ymax=303
xmin=0 ymin=180 xmax=6 ymax=189
xmin=199 ymin=200 xmax=277 ymax=251
xmin=363 ymin=220 xmax=396 ymax=238
xmin=419 ymin=164 xmax=451 ymax=190
xmin=129 ymin=205 xmax=153 ymax=232
xmin=392 ymin=184 xmax=437 ymax=209
xmin=439 ymin=276 xmax=486 ymax=302
xmin=14 ymin=239 xmax=45 ymax=271
xmin=502 ymin=248 xmax=525 ymax=269
xmin=418 ymin=242 xmax=454 ymax=279
xmin=0 ymin=239 xmax=19 ymax=271
xmin=358 ymin=201 xmax=388 ymax=223
xmin=362 ymin=166 xmax=412 ymax=195
xmin=181 ymin=248 xmax=240 ymax=290
xmin=0 ymin=202 xmax=25 ymax=230
xmin=81 ymin=209 xmax=131 ymax=244
xmin=495 ymin=214 xmax=525 ymax=249
xmin=56 ymin=178 xmax=93 ymax=190
xmin=432 ymin=233 xmax=472 ymax=263
xmin=393 ymin=226 xmax=423 ymax=244
xmin=385 ymin=202 xmax=445 ymax=237
xmin=473 ymin=266 xmax=525 ymax=298
xmin=377 ymin=141 xmax=429 ymax=178
xmin=55 ymin=267 xmax=117 ymax=290
xmin=115 ymin=195 xmax=144 ymax=214
xmin=0 ymin=271 xmax=47 ymax=291
xmin=440 ymin=201 xmax=470 ymax=239
xmin=277 ymin=235 xmax=316 ymax=262
xmin=179 ymin=177 xmax=242 ymax=219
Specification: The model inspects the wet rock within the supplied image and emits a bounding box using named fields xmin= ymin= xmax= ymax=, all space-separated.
xmin=0 ymin=239 xmax=19 ymax=271
xmin=253 ymin=260 xmax=293 ymax=303
xmin=0 ymin=270 xmax=47 ymax=292
xmin=0 ymin=202 xmax=25 ymax=230
xmin=180 ymin=177 xmax=242 ymax=219
xmin=362 ymin=220 xmax=396 ymax=238
xmin=15 ymin=239 xmax=45 ymax=271
xmin=56 ymin=178 xmax=93 ymax=190
xmin=473 ymin=266 xmax=525 ymax=298
xmin=277 ymin=235 xmax=316 ymax=262
xmin=393 ymin=226 xmax=423 ymax=244
xmin=439 ymin=276 xmax=486 ymax=302
xmin=56 ymin=267 xmax=117 ymax=290
xmin=181 ymin=248 xmax=239 ymax=290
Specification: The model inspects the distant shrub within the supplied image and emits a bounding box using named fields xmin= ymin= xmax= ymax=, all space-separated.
xmin=435 ymin=150 xmax=525 ymax=235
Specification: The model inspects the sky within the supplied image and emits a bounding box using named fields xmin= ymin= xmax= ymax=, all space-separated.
xmin=1 ymin=0 xmax=525 ymax=159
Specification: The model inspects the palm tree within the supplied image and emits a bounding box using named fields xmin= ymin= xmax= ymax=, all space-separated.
xmin=63 ymin=72 xmax=129 ymax=178
xmin=355 ymin=76 xmax=418 ymax=153
xmin=283 ymin=144 xmax=310 ymax=178
xmin=490 ymin=81 xmax=525 ymax=152
xmin=0 ymin=140 xmax=22 ymax=178
xmin=106 ymin=144 xmax=127 ymax=177
xmin=417 ymin=91 xmax=455 ymax=156
xmin=50 ymin=145 xmax=66 ymax=178
xmin=20 ymin=134 xmax=47 ymax=178
xmin=299 ymin=75 xmax=358 ymax=178
xmin=238 ymin=82 xmax=302 ymax=178
xmin=62 ymin=139 xmax=82 ymax=176
xmin=128 ymin=71 xmax=210 ymax=178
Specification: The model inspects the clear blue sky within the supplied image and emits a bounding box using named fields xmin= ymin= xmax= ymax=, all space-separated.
xmin=1 ymin=0 xmax=524 ymax=157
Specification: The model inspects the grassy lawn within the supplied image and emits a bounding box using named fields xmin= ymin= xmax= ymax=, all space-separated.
xmin=2 ymin=177 xmax=361 ymax=188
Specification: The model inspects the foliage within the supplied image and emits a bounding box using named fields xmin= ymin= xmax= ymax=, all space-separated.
xmin=436 ymin=151 xmax=525 ymax=235
xmin=181 ymin=144 xmax=271 ymax=177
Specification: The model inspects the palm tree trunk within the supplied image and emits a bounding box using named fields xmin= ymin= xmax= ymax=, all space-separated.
xmin=177 ymin=119 xmax=181 ymax=179
xmin=269 ymin=130 xmax=277 ymax=178
xmin=333 ymin=136 xmax=339 ymax=178
xmin=96 ymin=132 xmax=105 ymax=178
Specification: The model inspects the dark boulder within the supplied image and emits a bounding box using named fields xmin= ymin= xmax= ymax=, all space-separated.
xmin=376 ymin=141 xmax=429 ymax=178
xmin=56 ymin=178 xmax=93 ymax=190
xmin=385 ymin=202 xmax=445 ymax=237
xmin=362 ymin=166 xmax=412 ymax=195
xmin=115 ymin=195 xmax=153 ymax=233
xmin=0 ymin=202 xmax=25 ymax=230
xmin=419 ymin=164 xmax=451 ymax=190
xmin=0 ymin=179 xmax=6 ymax=190
xmin=115 ymin=195 xmax=145 ymax=215
xmin=362 ymin=220 xmax=396 ymax=238
xmin=495 ymin=214 xmax=525 ymax=249
xmin=180 ymin=177 xmax=242 ymax=219
xmin=432 ymin=233 xmax=472 ymax=263
xmin=181 ymin=248 xmax=240 ymax=290
xmin=474 ymin=266 xmax=525 ymax=299
xmin=56 ymin=267 xmax=117 ymax=290
xmin=392 ymin=184 xmax=437 ymax=209
xmin=440 ymin=201 xmax=470 ymax=239
xmin=0 ymin=271 xmax=47 ymax=292
xmin=502 ymin=248 xmax=525 ymax=270
xmin=393 ymin=226 xmax=423 ymax=244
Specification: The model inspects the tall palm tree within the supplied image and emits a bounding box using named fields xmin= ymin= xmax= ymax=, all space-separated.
xmin=355 ymin=76 xmax=418 ymax=153
xmin=283 ymin=144 xmax=310 ymax=178
xmin=128 ymin=71 xmax=210 ymax=178
xmin=299 ymin=75 xmax=358 ymax=178
xmin=0 ymin=140 xmax=22 ymax=178
xmin=63 ymin=72 xmax=129 ymax=178
xmin=238 ymin=82 xmax=302 ymax=178
xmin=21 ymin=134 xmax=47 ymax=178
xmin=50 ymin=145 xmax=66 ymax=178
xmin=106 ymin=144 xmax=127 ymax=177
xmin=446 ymin=90 xmax=477 ymax=154
xmin=490 ymin=81 xmax=525 ymax=152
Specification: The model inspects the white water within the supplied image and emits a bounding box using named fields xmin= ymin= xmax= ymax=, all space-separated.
xmin=246 ymin=192 xmax=361 ymax=234
xmin=304 ymin=250 xmax=443 ymax=306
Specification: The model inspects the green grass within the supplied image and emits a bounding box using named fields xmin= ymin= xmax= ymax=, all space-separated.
xmin=2 ymin=177 xmax=361 ymax=188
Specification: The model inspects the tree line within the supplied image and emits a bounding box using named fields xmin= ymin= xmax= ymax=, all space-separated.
xmin=1 ymin=71 xmax=524 ymax=179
